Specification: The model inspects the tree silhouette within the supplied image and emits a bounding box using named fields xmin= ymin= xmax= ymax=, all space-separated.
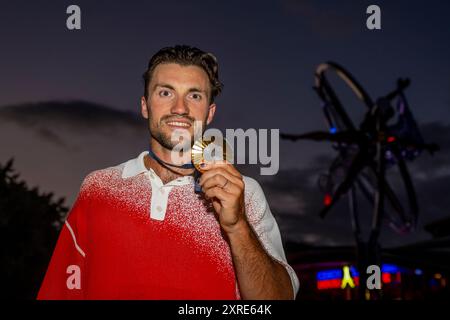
xmin=0 ymin=158 xmax=68 ymax=299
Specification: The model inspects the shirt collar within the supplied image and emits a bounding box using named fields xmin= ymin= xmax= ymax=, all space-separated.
xmin=121 ymin=151 xmax=195 ymax=185
xmin=122 ymin=151 xmax=149 ymax=178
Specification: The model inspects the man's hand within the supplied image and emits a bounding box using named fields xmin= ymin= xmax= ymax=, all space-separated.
xmin=198 ymin=161 xmax=246 ymax=234
xmin=198 ymin=160 xmax=294 ymax=299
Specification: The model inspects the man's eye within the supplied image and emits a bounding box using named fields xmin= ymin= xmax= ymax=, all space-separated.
xmin=190 ymin=93 xmax=202 ymax=100
xmin=159 ymin=90 xmax=172 ymax=97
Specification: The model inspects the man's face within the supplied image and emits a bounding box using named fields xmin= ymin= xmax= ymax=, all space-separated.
xmin=141 ymin=63 xmax=216 ymax=151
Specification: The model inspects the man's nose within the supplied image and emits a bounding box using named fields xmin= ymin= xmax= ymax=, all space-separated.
xmin=170 ymin=97 xmax=189 ymax=115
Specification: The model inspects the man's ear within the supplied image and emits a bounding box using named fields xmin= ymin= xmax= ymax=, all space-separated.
xmin=141 ymin=96 xmax=149 ymax=119
xmin=206 ymin=103 xmax=216 ymax=125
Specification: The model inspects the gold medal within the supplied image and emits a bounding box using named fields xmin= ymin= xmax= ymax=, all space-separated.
xmin=191 ymin=137 xmax=233 ymax=172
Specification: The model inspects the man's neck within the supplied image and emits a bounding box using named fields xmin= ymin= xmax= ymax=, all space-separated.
xmin=145 ymin=142 xmax=194 ymax=184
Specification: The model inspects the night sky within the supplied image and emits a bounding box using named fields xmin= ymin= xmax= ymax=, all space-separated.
xmin=1 ymin=0 xmax=449 ymax=247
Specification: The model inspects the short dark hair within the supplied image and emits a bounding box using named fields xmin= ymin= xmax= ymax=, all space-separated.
xmin=142 ymin=45 xmax=223 ymax=103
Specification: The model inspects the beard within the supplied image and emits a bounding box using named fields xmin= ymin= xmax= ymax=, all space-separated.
xmin=151 ymin=127 xmax=191 ymax=150
xmin=148 ymin=114 xmax=206 ymax=151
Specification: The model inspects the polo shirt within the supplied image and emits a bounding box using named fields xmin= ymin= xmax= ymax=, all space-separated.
xmin=37 ymin=151 xmax=299 ymax=299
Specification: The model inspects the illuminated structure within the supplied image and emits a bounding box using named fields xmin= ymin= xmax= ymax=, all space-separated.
xmin=282 ymin=62 xmax=439 ymax=299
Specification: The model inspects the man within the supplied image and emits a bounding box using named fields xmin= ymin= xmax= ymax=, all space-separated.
xmin=38 ymin=45 xmax=299 ymax=300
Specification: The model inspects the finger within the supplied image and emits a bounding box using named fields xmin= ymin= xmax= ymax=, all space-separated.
xmin=200 ymin=160 xmax=242 ymax=179
xmin=200 ymin=170 xmax=242 ymax=189
xmin=203 ymin=186 xmax=230 ymax=202
xmin=221 ymin=160 xmax=242 ymax=178
xmin=201 ymin=173 xmax=228 ymax=189
xmin=201 ymin=174 xmax=241 ymax=195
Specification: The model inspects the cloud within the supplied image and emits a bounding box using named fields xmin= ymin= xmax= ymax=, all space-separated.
xmin=0 ymin=100 xmax=144 ymax=129
xmin=0 ymin=100 xmax=148 ymax=149
xmin=0 ymin=100 xmax=148 ymax=205
xmin=36 ymin=127 xmax=68 ymax=149
xmin=408 ymin=121 xmax=450 ymax=180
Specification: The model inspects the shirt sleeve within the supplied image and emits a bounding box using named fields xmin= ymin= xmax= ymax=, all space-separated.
xmin=243 ymin=176 xmax=300 ymax=299
xmin=37 ymin=183 xmax=88 ymax=300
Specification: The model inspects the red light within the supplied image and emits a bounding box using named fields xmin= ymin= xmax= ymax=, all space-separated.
xmin=387 ymin=136 xmax=396 ymax=143
xmin=317 ymin=277 xmax=360 ymax=290
xmin=317 ymin=279 xmax=341 ymax=290
xmin=324 ymin=194 xmax=332 ymax=206
xmin=382 ymin=273 xmax=392 ymax=284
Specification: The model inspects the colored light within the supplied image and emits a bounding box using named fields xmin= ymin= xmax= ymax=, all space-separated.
xmin=317 ymin=279 xmax=342 ymax=290
xmin=350 ymin=266 xmax=359 ymax=277
xmin=387 ymin=136 xmax=396 ymax=143
xmin=330 ymin=127 xmax=337 ymax=134
xmin=382 ymin=273 xmax=392 ymax=284
xmin=324 ymin=194 xmax=332 ymax=206
xmin=414 ymin=269 xmax=423 ymax=276
xmin=317 ymin=269 xmax=343 ymax=281
xmin=341 ymin=266 xmax=356 ymax=289
xmin=381 ymin=264 xmax=399 ymax=273
xmin=316 ymin=264 xmax=403 ymax=290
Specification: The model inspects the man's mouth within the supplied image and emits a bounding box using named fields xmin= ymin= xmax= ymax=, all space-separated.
xmin=165 ymin=120 xmax=192 ymax=128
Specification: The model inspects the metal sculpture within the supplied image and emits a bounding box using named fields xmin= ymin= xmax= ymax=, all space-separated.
xmin=281 ymin=62 xmax=439 ymax=299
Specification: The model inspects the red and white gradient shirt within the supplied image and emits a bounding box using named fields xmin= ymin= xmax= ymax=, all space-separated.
xmin=37 ymin=151 xmax=299 ymax=300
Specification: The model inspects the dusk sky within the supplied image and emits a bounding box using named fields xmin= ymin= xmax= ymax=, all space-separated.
xmin=1 ymin=0 xmax=449 ymax=248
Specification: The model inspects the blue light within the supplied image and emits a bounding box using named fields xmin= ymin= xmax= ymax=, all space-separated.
xmin=415 ymin=269 xmax=423 ymax=276
xmin=381 ymin=264 xmax=399 ymax=273
xmin=329 ymin=127 xmax=337 ymax=134
xmin=350 ymin=266 xmax=359 ymax=277
xmin=317 ymin=269 xmax=342 ymax=281
xmin=429 ymin=278 xmax=438 ymax=287
xmin=316 ymin=264 xmax=403 ymax=283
